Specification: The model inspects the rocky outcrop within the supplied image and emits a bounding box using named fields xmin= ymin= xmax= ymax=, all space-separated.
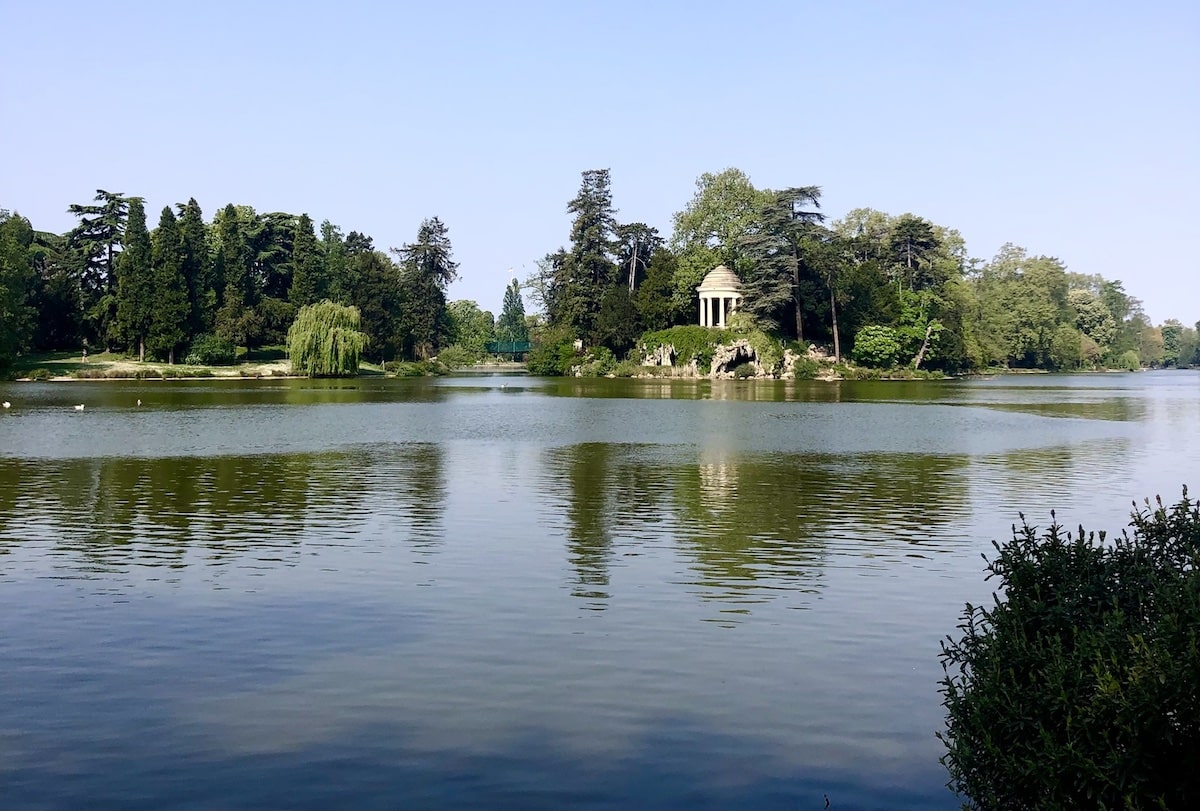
xmin=710 ymin=339 xmax=763 ymax=378
xmin=643 ymin=344 xmax=676 ymax=367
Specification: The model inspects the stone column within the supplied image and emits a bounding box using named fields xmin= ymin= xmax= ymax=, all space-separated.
xmin=699 ymin=298 xmax=706 ymax=326
xmin=718 ymin=297 xmax=726 ymax=328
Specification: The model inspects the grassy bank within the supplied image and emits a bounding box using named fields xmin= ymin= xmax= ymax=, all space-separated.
xmin=6 ymin=348 xmax=391 ymax=381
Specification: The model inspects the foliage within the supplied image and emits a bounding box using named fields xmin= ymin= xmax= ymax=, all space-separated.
xmin=26 ymin=367 xmax=51 ymax=380
xmin=526 ymin=325 xmax=579 ymax=376
xmin=147 ymin=207 xmax=189 ymax=362
xmin=5 ymin=178 xmax=1193 ymax=377
xmin=435 ymin=343 xmax=475 ymax=370
xmin=115 ymin=199 xmax=153 ymax=360
xmin=731 ymin=362 xmax=755 ymax=379
xmin=592 ymin=285 xmax=641 ymax=356
xmin=576 ymin=346 xmax=617 ymax=377
xmin=544 ymin=169 xmax=619 ymax=342
xmin=446 ymin=299 xmax=495 ymax=360
xmin=496 ymin=279 xmax=528 ymax=344
xmin=395 ymin=217 xmax=457 ymax=360
xmin=793 ymin=356 xmax=820 ymax=379
xmin=939 ymin=490 xmax=1200 ymax=810
xmin=0 ymin=211 xmax=37 ymax=368
xmin=1118 ymin=349 xmax=1141 ymax=371
xmin=738 ymin=186 xmax=824 ymax=339
xmin=385 ymin=359 xmax=446 ymax=377
xmin=745 ymin=328 xmax=784 ymax=376
xmin=286 ymin=300 xmax=369 ymax=377
xmin=184 ymin=334 xmax=236 ymax=366
xmin=610 ymin=359 xmax=646 ymax=377
xmin=640 ymin=325 xmax=727 ymax=368
xmin=852 ymin=325 xmax=902 ymax=367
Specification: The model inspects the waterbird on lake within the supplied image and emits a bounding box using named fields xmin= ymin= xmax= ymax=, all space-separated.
xmin=137 ymin=399 xmax=142 ymax=407
xmin=2 ymin=402 xmax=9 ymax=409
xmin=73 ymin=404 xmax=84 ymax=411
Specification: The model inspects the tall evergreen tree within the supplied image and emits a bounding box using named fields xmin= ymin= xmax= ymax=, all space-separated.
xmin=349 ymin=248 xmax=403 ymax=362
xmin=319 ymin=220 xmax=350 ymax=303
xmin=395 ymin=217 xmax=458 ymax=360
xmin=213 ymin=204 xmax=258 ymax=349
xmin=740 ymin=186 xmax=824 ymax=339
xmin=289 ymin=213 xmax=324 ymax=307
xmin=176 ymin=198 xmax=211 ymax=340
xmin=66 ymin=189 xmax=128 ymax=347
xmin=547 ymin=169 xmax=618 ymax=342
xmin=149 ymin=207 xmax=189 ymax=363
xmin=0 ymin=210 xmax=37 ymax=368
xmin=115 ymin=198 xmax=154 ymax=361
xmin=497 ymin=278 xmax=528 ymax=343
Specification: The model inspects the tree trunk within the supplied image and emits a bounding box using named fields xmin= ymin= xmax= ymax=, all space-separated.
xmin=913 ymin=322 xmax=935 ymax=369
xmin=792 ymin=251 xmax=804 ymax=341
xmin=139 ymin=338 xmax=145 ymax=363
xmin=169 ymin=346 xmax=175 ymax=365
xmin=829 ymin=287 xmax=840 ymax=363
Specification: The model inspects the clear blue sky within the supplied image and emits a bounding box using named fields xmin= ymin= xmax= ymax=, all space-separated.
xmin=3 ymin=0 xmax=1197 ymax=325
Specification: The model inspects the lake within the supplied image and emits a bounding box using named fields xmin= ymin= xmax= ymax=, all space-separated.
xmin=1 ymin=371 xmax=1196 ymax=809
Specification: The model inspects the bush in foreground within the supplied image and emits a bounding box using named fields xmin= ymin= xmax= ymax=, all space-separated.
xmin=939 ymin=489 xmax=1199 ymax=809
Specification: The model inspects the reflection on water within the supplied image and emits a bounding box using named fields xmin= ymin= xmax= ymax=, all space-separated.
xmin=540 ymin=444 xmax=973 ymax=618
xmin=0 ymin=371 xmax=1196 ymax=809
xmin=0 ymin=444 xmax=447 ymax=576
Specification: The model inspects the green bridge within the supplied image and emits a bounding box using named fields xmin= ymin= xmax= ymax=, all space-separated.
xmin=485 ymin=340 xmax=532 ymax=359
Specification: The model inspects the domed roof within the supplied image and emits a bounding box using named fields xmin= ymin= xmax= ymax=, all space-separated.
xmin=697 ymin=265 xmax=742 ymax=293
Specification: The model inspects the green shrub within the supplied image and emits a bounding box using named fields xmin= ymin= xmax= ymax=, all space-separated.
xmin=611 ymin=359 xmax=646 ymax=378
xmin=26 ymin=368 xmax=51 ymax=381
xmin=939 ymin=489 xmax=1200 ymax=809
xmin=793 ymin=356 xmax=820 ymax=380
xmin=436 ymin=344 xmax=477 ymax=370
xmin=852 ymin=325 xmax=902 ymax=368
xmin=384 ymin=360 xmax=446 ymax=377
xmin=576 ymin=347 xmax=617 ymax=377
xmin=731 ymin=362 xmax=755 ymax=379
xmin=184 ymin=334 xmax=237 ymax=366
xmin=160 ymin=368 xmax=179 ymax=379
xmin=526 ymin=340 xmax=577 ymax=376
xmin=1118 ymin=349 xmax=1141 ymax=371
xmin=74 ymin=368 xmax=107 ymax=379
xmin=745 ymin=329 xmax=782 ymax=375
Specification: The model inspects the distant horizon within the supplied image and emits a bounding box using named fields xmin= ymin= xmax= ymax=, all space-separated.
xmin=3 ymin=0 xmax=1196 ymax=325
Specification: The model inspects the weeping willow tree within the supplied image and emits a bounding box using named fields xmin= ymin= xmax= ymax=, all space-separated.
xmin=287 ymin=299 xmax=369 ymax=377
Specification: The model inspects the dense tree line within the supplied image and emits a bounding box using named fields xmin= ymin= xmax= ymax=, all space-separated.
xmin=2 ymin=174 xmax=1196 ymax=373
xmin=530 ymin=168 xmax=1198 ymax=373
xmin=0 ymin=195 xmax=470 ymax=369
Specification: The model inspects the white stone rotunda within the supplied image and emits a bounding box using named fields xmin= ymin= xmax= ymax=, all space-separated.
xmin=696 ymin=265 xmax=744 ymax=328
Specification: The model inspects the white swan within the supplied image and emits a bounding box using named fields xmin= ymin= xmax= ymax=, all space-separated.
xmin=1 ymin=401 xmax=9 ymax=409
xmin=73 ymin=404 xmax=85 ymax=411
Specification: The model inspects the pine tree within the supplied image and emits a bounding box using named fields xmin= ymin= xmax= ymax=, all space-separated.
xmin=0 ymin=211 xmax=37 ymax=368
xmin=497 ymin=278 xmax=528 ymax=344
xmin=548 ymin=169 xmax=618 ymax=342
xmin=66 ymin=189 xmax=128 ymax=348
xmin=176 ymin=198 xmax=211 ymax=340
xmin=213 ymin=204 xmax=257 ymax=348
xmin=148 ymin=207 xmax=188 ymax=363
xmin=289 ymin=213 xmax=324 ymax=307
xmin=115 ymin=198 xmax=154 ymax=361
xmin=395 ymin=217 xmax=458 ymax=360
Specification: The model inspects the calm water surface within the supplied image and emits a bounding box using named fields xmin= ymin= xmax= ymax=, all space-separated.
xmin=1 ymin=371 xmax=1197 ymax=809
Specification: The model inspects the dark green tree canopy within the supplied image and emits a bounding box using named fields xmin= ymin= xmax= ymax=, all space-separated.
xmin=497 ymin=278 xmax=528 ymax=344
